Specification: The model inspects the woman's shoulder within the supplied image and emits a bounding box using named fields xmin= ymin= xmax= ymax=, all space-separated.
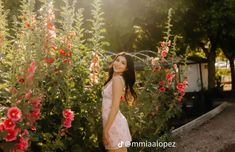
xmin=112 ymin=75 xmax=125 ymax=88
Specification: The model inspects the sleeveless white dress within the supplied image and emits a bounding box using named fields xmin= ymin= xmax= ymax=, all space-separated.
xmin=102 ymin=76 xmax=132 ymax=149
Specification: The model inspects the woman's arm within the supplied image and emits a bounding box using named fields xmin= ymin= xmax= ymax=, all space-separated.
xmin=104 ymin=76 xmax=124 ymax=132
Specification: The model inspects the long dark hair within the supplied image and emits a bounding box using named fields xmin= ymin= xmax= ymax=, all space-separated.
xmin=104 ymin=52 xmax=137 ymax=105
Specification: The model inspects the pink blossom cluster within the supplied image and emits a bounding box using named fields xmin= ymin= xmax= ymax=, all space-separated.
xmin=62 ymin=109 xmax=74 ymax=129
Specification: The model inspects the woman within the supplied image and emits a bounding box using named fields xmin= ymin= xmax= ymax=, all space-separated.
xmin=102 ymin=52 xmax=137 ymax=152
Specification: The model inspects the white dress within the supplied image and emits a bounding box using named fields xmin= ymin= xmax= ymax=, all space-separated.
xmin=102 ymin=76 xmax=132 ymax=149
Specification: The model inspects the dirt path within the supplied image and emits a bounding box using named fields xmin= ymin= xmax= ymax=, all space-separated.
xmin=166 ymin=102 xmax=235 ymax=152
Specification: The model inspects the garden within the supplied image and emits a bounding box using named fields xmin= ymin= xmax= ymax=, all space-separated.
xmin=1 ymin=0 xmax=235 ymax=152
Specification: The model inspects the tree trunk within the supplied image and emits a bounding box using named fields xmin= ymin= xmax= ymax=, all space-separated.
xmin=207 ymin=46 xmax=216 ymax=90
xmin=229 ymin=57 xmax=235 ymax=90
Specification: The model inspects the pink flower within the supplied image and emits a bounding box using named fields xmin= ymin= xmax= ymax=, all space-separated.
xmin=7 ymin=107 xmax=22 ymax=121
xmin=176 ymin=83 xmax=186 ymax=92
xmin=159 ymin=87 xmax=166 ymax=92
xmin=159 ymin=81 xmax=165 ymax=86
xmin=63 ymin=118 xmax=72 ymax=128
xmin=24 ymin=91 xmax=32 ymax=100
xmin=63 ymin=109 xmax=74 ymax=120
xmin=21 ymin=129 xmax=29 ymax=137
xmin=161 ymin=50 xmax=168 ymax=58
xmin=31 ymin=108 xmax=40 ymax=119
xmin=16 ymin=137 xmax=29 ymax=151
xmin=3 ymin=118 xmax=16 ymax=130
xmin=28 ymin=61 xmax=36 ymax=74
xmin=166 ymin=73 xmax=175 ymax=82
xmin=5 ymin=128 xmax=19 ymax=141
xmin=0 ymin=122 xmax=5 ymax=131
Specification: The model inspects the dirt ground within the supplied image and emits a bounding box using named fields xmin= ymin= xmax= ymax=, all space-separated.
xmin=166 ymin=101 xmax=235 ymax=152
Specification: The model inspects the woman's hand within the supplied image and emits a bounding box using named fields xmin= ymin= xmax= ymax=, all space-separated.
xmin=103 ymin=130 xmax=110 ymax=146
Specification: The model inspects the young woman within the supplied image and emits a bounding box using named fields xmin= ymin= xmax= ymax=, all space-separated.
xmin=102 ymin=52 xmax=137 ymax=152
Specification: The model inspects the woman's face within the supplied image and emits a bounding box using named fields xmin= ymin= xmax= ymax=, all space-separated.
xmin=112 ymin=55 xmax=127 ymax=74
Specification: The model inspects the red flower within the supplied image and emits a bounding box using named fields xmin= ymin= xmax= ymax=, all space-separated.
xmin=159 ymin=87 xmax=166 ymax=92
xmin=16 ymin=137 xmax=29 ymax=151
xmin=166 ymin=73 xmax=175 ymax=82
xmin=63 ymin=109 xmax=74 ymax=120
xmin=7 ymin=107 xmax=22 ymax=121
xmin=44 ymin=57 xmax=55 ymax=64
xmin=18 ymin=78 xmax=25 ymax=83
xmin=5 ymin=128 xmax=19 ymax=141
xmin=3 ymin=119 xmax=16 ymax=130
xmin=58 ymin=49 xmax=66 ymax=56
xmin=63 ymin=118 xmax=72 ymax=128
xmin=28 ymin=61 xmax=36 ymax=74
xmin=63 ymin=58 xmax=71 ymax=63
xmin=176 ymin=83 xmax=186 ymax=92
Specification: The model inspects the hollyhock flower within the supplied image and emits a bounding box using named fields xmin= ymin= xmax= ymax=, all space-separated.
xmin=183 ymin=80 xmax=188 ymax=86
xmin=7 ymin=107 xmax=22 ymax=121
xmin=3 ymin=118 xmax=16 ymax=130
xmin=180 ymin=91 xmax=185 ymax=96
xmin=176 ymin=83 xmax=186 ymax=92
xmin=63 ymin=58 xmax=71 ymax=63
xmin=16 ymin=137 xmax=29 ymax=151
xmin=0 ymin=122 xmax=4 ymax=131
xmin=166 ymin=73 xmax=175 ymax=82
xmin=159 ymin=87 xmax=166 ymax=92
xmin=28 ymin=61 xmax=36 ymax=74
xmin=5 ymin=128 xmax=19 ymax=141
xmin=18 ymin=78 xmax=25 ymax=83
xmin=24 ymin=91 xmax=31 ymax=100
xmin=161 ymin=50 xmax=168 ymax=58
xmin=67 ymin=51 xmax=72 ymax=57
xmin=159 ymin=81 xmax=165 ymax=86
xmin=21 ymin=129 xmax=29 ymax=137
xmin=63 ymin=109 xmax=74 ymax=120
xmin=31 ymin=108 xmax=40 ymax=119
xmin=58 ymin=49 xmax=66 ymax=56
xmin=44 ymin=57 xmax=55 ymax=64
xmin=63 ymin=118 xmax=72 ymax=128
